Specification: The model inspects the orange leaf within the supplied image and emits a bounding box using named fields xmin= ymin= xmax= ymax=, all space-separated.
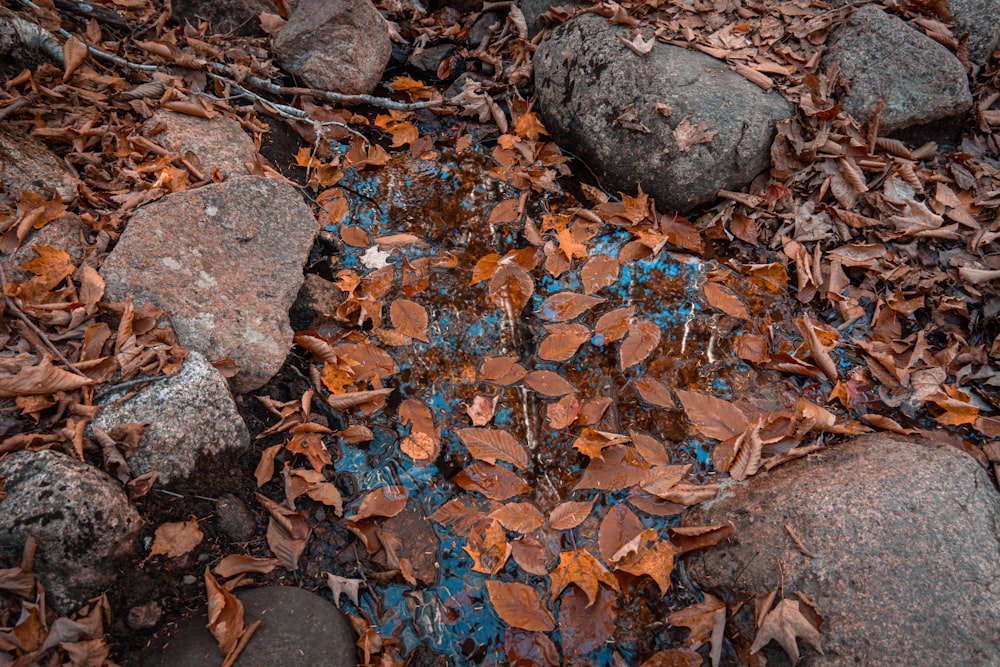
xmin=620 ymin=319 xmax=661 ymax=370
xmin=460 ymin=427 xmax=529 ymax=469
xmin=390 ymin=299 xmax=429 ymax=342
xmin=634 ymin=376 xmax=675 ymax=408
xmin=549 ymin=498 xmax=595 ymax=530
xmin=349 ymin=486 xmax=408 ymax=521
xmin=524 ymin=370 xmax=577 ymax=397
xmin=702 ymin=281 xmax=750 ymax=320
xmin=490 ymin=502 xmax=545 ymax=534
xmin=150 ymin=517 xmax=203 ymax=558
xmin=611 ymin=528 xmax=679 ymax=595
xmin=593 ymin=306 xmax=633 ymax=345
xmin=486 ymin=580 xmax=555 ymax=632
xmin=536 ymin=292 xmax=605 ymax=322
xmin=538 ymin=323 xmax=591 ymax=362
xmin=581 ymin=255 xmax=620 ymax=295
xmin=489 ymin=263 xmax=534 ymax=315
xmin=480 ymin=356 xmax=527 ymax=385
xmin=598 ymin=504 xmax=644 ymax=564
xmin=675 ymin=389 xmax=749 ymax=441
xmin=455 ymin=462 xmax=530 ymax=501
xmin=549 ymin=549 xmax=620 ymax=605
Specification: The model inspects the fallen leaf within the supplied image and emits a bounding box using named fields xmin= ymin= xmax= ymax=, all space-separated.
xmin=549 ymin=549 xmax=620 ymax=605
xmin=549 ymin=498 xmax=595 ymax=530
xmin=455 ymin=462 xmax=530 ymax=501
xmin=620 ymin=319 xmax=661 ymax=370
xmin=702 ymin=282 xmax=750 ymax=320
xmin=536 ymin=292 xmax=605 ymax=322
xmin=634 ymin=376 xmax=675 ymax=409
xmin=524 ymin=370 xmax=577 ymax=396
xmin=460 ymin=427 xmax=529 ymax=469
xmin=750 ymin=598 xmax=824 ymax=663
xmin=349 ymin=486 xmax=408 ymax=521
xmin=491 ymin=502 xmax=545 ymax=534
xmin=326 ymin=572 xmax=363 ymax=609
xmin=546 ymin=393 xmax=581 ymax=430
xmin=673 ymin=117 xmax=718 ymax=152
xmin=205 ymin=568 xmax=260 ymax=665
xmin=486 ymin=579 xmax=555 ymax=632
xmin=559 ymin=584 xmax=618 ymax=659
xmin=538 ymin=323 xmax=592 ymax=362
xmin=214 ymin=555 xmax=280 ymax=578
xmin=490 ymin=263 xmax=534 ymax=315
xmin=611 ymin=528 xmax=679 ymax=595
xmin=574 ymin=445 xmax=649 ymax=492
xmin=675 ymin=389 xmax=749 ymax=440
xmin=465 ymin=394 xmax=499 ymax=426
xmin=399 ymin=398 xmax=439 ymax=461
xmin=480 ymin=356 xmax=528 ymax=385
xmin=581 ymin=255 xmax=620 ymax=294
xmin=593 ymin=306 xmax=634 ymax=345
xmin=640 ymin=648 xmax=703 ymax=667
xmin=505 ymin=627 xmax=559 ymax=667
xmin=150 ymin=517 xmax=203 ymax=558
xmin=0 ymin=359 xmax=94 ymax=398
xmin=390 ymin=299 xmax=430 ymax=342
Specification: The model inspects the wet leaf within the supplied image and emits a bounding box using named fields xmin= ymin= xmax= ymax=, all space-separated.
xmin=429 ymin=498 xmax=489 ymax=535
xmin=326 ymin=573 xmax=363 ymax=609
xmin=465 ymin=518 xmax=511 ymax=574
xmin=349 ymin=485 xmax=408 ymax=521
xmin=675 ymin=389 xmax=748 ymax=440
xmin=702 ymin=282 xmax=750 ymax=320
xmin=574 ymin=445 xmax=649 ymax=492
xmin=460 ymin=427 xmax=529 ymax=469
xmin=150 ymin=517 xmax=203 ymax=558
xmin=491 ymin=502 xmax=545 ymax=534
xmin=559 ymin=584 xmax=617 ymax=659
xmin=399 ymin=398 xmax=439 ymax=461
xmin=668 ymin=524 xmax=733 ymax=554
xmin=536 ymin=291 xmax=605 ymax=322
xmin=465 ymin=394 xmax=499 ymax=426
xmin=611 ymin=528 xmax=679 ymax=594
xmin=735 ymin=334 xmax=770 ymax=364
xmin=575 ymin=396 xmax=613 ymax=426
xmin=593 ymin=306 xmax=634 ymax=345
xmin=620 ymin=319 xmax=661 ymax=370
xmin=549 ymin=498 xmax=595 ymax=530
xmin=598 ymin=504 xmax=644 ymax=565
xmin=669 ymin=593 xmax=726 ymax=665
xmin=538 ymin=323 xmax=591 ymax=362
xmin=640 ymin=464 xmax=691 ymax=497
xmin=511 ymin=536 xmax=555 ymax=575
xmin=455 ymin=462 xmax=530 ymax=501
xmin=486 ymin=579 xmax=555 ymax=632
xmin=634 ymin=376 xmax=675 ymax=408
xmin=390 ymin=299 xmax=429 ymax=342
xmin=572 ymin=428 xmax=630 ymax=459
xmin=641 ymin=648 xmax=704 ymax=667
xmin=630 ymin=430 xmax=670 ymax=466
xmin=524 ymin=370 xmax=577 ymax=397
xmin=546 ymin=393 xmax=581 ymax=430
xmin=504 ymin=627 xmax=559 ymax=667
xmin=581 ymin=255 xmax=619 ymax=294
xmin=205 ymin=568 xmax=260 ymax=664
xmin=549 ymin=549 xmax=619 ymax=605
xmin=750 ymin=598 xmax=824 ymax=663
xmin=490 ymin=263 xmax=534 ymax=315
xmin=480 ymin=356 xmax=528 ymax=385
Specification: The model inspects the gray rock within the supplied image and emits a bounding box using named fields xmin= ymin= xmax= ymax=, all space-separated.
xmin=171 ymin=0 xmax=275 ymax=37
xmin=948 ymin=0 xmax=1000 ymax=65
xmin=92 ymin=351 xmax=250 ymax=488
xmin=147 ymin=111 xmax=257 ymax=178
xmin=0 ymin=214 xmax=88 ymax=285
xmin=407 ymin=43 xmax=460 ymax=80
xmin=99 ymin=176 xmax=317 ymax=392
xmin=827 ymin=6 xmax=972 ymax=139
xmin=143 ymin=586 xmax=358 ymax=667
xmin=534 ymin=14 xmax=793 ymax=213
xmin=0 ymin=126 xmax=77 ymax=202
xmin=0 ymin=449 xmax=141 ymax=613
xmin=214 ymin=493 xmax=256 ymax=542
xmin=271 ymin=0 xmax=391 ymax=96
xmin=518 ymin=0 xmax=575 ymax=37
xmin=686 ymin=433 xmax=1000 ymax=666
xmin=290 ymin=272 xmax=339 ymax=330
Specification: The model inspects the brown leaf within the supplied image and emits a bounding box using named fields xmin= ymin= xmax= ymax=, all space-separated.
xmin=465 ymin=518 xmax=511 ymax=574
xmin=490 ymin=502 xmax=545 ymax=534
xmin=524 ymin=370 xmax=577 ymax=397
xmin=455 ymin=462 xmax=530 ymax=501
xmin=668 ymin=524 xmax=733 ymax=554
xmin=486 ymin=579 xmax=555 ymax=631
xmin=538 ymin=323 xmax=591 ymax=362
xmin=480 ymin=356 xmax=528 ymax=385
xmin=549 ymin=549 xmax=620 ymax=606
xmin=574 ymin=445 xmax=650 ymax=492
xmin=660 ymin=213 xmax=703 ymax=253
xmin=559 ymin=584 xmax=618 ymax=659
xmin=593 ymin=306 xmax=634 ymax=345
xmin=702 ymin=282 xmax=750 ymax=320
xmin=675 ymin=389 xmax=748 ymax=440
xmin=149 ymin=517 xmax=203 ymax=558
xmin=429 ymin=498 xmax=489 ymax=535
xmin=669 ymin=593 xmax=726 ymax=664
xmin=750 ymin=598 xmax=824 ymax=663
xmin=62 ymin=36 xmax=89 ymax=79
xmin=572 ymin=428 xmax=630 ymax=459
xmin=21 ymin=245 xmax=72 ymax=288
xmin=640 ymin=648 xmax=703 ymax=667
xmin=598 ymin=504 xmax=644 ymax=565
xmin=634 ymin=376 xmax=675 ymax=408
xmin=340 ymin=225 xmax=370 ymax=247
xmin=611 ymin=528 xmax=679 ymax=594
xmin=465 ymin=394 xmax=499 ymax=426
xmin=536 ymin=292 xmax=605 ymax=322
xmin=505 ymin=628 xmax=559 ymax=667
xmin=349 ymin=485 xmax=408 ymax=521
xmin=325 ymin=388 xmax=394 ymax=410
xmin=575 ymin=396 xmax=613 ymax=426
xmin=460 ymin=427 xmax=529 ymax=470
xmin=205 ymin=568 xmax=260 ymax=664
xmin=390 ymin=299 xmax=429 ymax=342
xmin=620 ymin=319 xmax=661 ymax=370
xmin=581 ymin=255 xmax=620 ymax=294
xmin=326 ymin=573 xmax=363 ymax=609
xmin=640 ymin=465 xmax=691 ymax=497
xmin=630 ymin=430 xmax=670 ymax=466
xmin=254 ymin=444 xmax=281 ymax=487
xmin=490 ymin=263 xmax=534 ymax=315
xmin=399 ymin=398 xmax=439 ymax=461
xmin=0 ymin=359 xmax=94 ymax=398
xmin=735 ymin=334 xmax=771 ymax=364
xmin=549 ymin=498 xmax=595 ymax=530
xmin=511 ymin=535 xmax=555 ymax=575
xmin=213 ymin=555 xmax=280 ymax=578
xmin=546 ymin=394 xmax=581 ymax=430
xmin=673 ymin=117 xmax=718 ymax=152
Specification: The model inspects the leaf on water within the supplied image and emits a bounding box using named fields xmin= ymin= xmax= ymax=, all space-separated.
xmin=675 ymin=389 xmax=749 ymax=441
xmin=549 ymin=549 xmax=620 ymax=605
xmin=511 ymin=535 xmax=555 ymax=575
xmin=460 ymin=427 xmax=529 ymax=469
xmin=572 ymin=428 xmax=630 ymax=460
xmin=504 ymin=627 xmax=559 ymax=667
xmin=429 ymin=498 xmax=489 ymax=535
xmin=490 ymin=502 xmax=545 ymax=534
xmin=480 ymin=356 xmax=528 ymax=385
xmin=326 ymin=572 xmax=363 ymax=609
xmin=524 ymin=370 xmax=577 ymax=397
xmin=598 ymin=504 xmax=644 ymax=565
xmin=640 ymin=648 xmax=703 ymax=667
xmin=340 ymin=225 xmax=370 ymax=247
xmin=546 ymin=393 xmax=581 ymax=430
xmin=611 ymin=528 xmax=679 ymax=595
xmin=538 ymin=323 xmax=592 ymax=362
xmin=0 ymin=359 xmax=94 ymax=398
xmin=581 ymin=255 xmax=620 ymax=295
xmin=654 ymin=483 xmax=720 ymax=506
xmin=735 ymin=334 xmax=770 ymax=364
xmin=634 ymin=376 xmax=675 ymax=409
xmin=325 ymin=388 xmax=394 ymax=410
xmin=559 ymin=584 xmax=617 ymax=659
xmin=536 ymin=292 xmax=605 ymax=322
xmin=349 ymin=485 xmax=408 ymax=521
xmin=620 ymin=319 xmax=661 ymax=370
xmin=574 ymin=445 xmax=649 ymax=492
xmin=399 ymin=398 xmax=439 ymax=461
xmin=489 ymin=263 xmax=534 ymax=315
xmin=593 ymin=306 xmax=634 ymax=345
xmin=549 ymin=498 xmax=595 ymax=530
xmin=390 ymin=299 xmax=429 ymax=342
xmin=486 ymin=579 xmax=555 ymax=632
xmin=489 ymin=198 xmax=521 ymax=225
xmin=150 ymin=517 xmax=203 ymax=558
xmin=702 ymin=282 xmax=750 ymax=320
xmin=464 ymin=518 xmax=511 ymax=574
xmin=630 ymin=430 xmax=670 ymax=466
xmin=471 ymin=253 xmax=501 ymax=284
xmin=660 ymin=213 xmax=703 ymax=254
xmin=464 ymin=394 xmax=499 ymax=426
xmin=750 ymin=598 xmax=824 ymax=663
xmin=640 ymin=464 xmax=692 ymax=498
xmin=455 ymin=462 xmax=530 ymax=501
xmin=575 ymin=396 xmax=613 ymax=426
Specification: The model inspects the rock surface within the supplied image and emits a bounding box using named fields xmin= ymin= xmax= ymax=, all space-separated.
xmin=534 ymin=13 xmax=793 ymax=213
xmin=143 ymin=586 xmax=358 ymax=667
xmin=271 ymin=0 xmax=391 ymax=96
xmin=0 ymin=126 xmax=77 ymax=201
xmin=686 ymin=433 xmax=1000 ymax=666
xmin=0 ymin=214 xmax=88 ymax=284
xmin=0 ymin=449 xmax=142 ymax=613
xmin=827 ymin=6 xmax=972 ymax=139
xmin=147 ymin=111 xmax=257 ymax=178
xmin=99 ymin=175 xmax=317 ymax=392
xmin=92 ymin=351 xmax=250 ymax=488
xmin=948 ymin=0 xmax=1000 ymax=65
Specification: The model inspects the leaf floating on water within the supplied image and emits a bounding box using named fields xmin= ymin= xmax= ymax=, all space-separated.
xmin=538 ymin=323 xmax=592 ymax=362
xmin=480 ymin=356 xmax=528 ymax=385
xmin=702 ymin=281 xmax=751 ymax=320
xmin=489 ymin=263 xmax=534 ymax=315
xmin=559 ymin=584 xmax=618 ymax=659
xmin=619 ymin=319 xmax=661 ymax=370
xmin=675 ymin=389 xmax=749 ymax=441
xmin=581 ymin=255 xmax=620 ymax=294
xmin=524 ymin=370 xmax=577 ymax=397
xmin=490 ymin=502 xmax=545 ymax=534
xmin=455 ymin=462 xmax=530 ymax=501
xmin=593 ymin=306 xmax=634 ymax=345
xmin=399 ymin=398 xmax=439 ymax=461
xmin=640 ymin=648 xmax=704 ymax=667
xmin=486 ymin=580 xmax=555 ymax=632
xmin=459 ymin=427 xmax=529 ymax=469
xmin=549 ymin=498 xmax=595 ymax=530
xmin=390 ymin=299 xmax=429 ymax=342
xmin=574 ymin=445 xmax=649 ymax=492
xmin=536 ymin=291 xmax=606 ymax=322
xmin=548 ymin=549 xmax=620 ymax=605
xmin=505 ymin=628 xmax=560 ymax=667
xmin=610 ymin=528 xmax=679 ymax=595
xmin=634 ymin=376 xmax=675 ymax=408
xmin=630 ymin=430 xmax=670 ymax=466
xmin=598 ymin=504 xmax=644 ymax=565
xmin=349 ymin=486 xmax=408 ymax=522
xmin=546 ymin=393 xmax=581 ymax=430
xmin=465 ymin=394 xmax=499 ymax=426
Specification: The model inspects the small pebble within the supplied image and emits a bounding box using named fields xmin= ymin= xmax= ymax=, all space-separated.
xmin=182 ymin=575 xmax=197 ymax=586
xmin=214 ymin=493 xmax=256 ymax=541
xmin=127 ymin=600 xmax=163 ymax=630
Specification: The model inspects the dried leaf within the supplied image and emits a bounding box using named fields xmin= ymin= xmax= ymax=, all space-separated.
xmin=702 ymin=282 xmax=750 ymax=320
xmin=675 ymin=389 xmax=749 ymax=440
xmin=581 ymin=255 xmax=620 ymax=294
xmin=390 ymin=299 xmax=430 ymax=342
xmin=349 ymin=485 xmax=408 ymax=521
xmin=549 ymin=498 xmax=595 ymax=530
xmin=750 ymin=598 xmax=824 ymax=663
xmin=549 ymin=549 xmax=620 ymax=606
xmin=537 ymin=292 xmax=605 ymax=322
xmin=598 ymin=503 xmax=645 ymax=565
xmin=0 ymin=359 xmax=94 ymax=398
xmin=559 ymin=582 xmax=618 ymax=658
xmin=593 ymin=306 xmax=634 ymax=345
xmin=326 ymin=573 xmax=363 ymax=609
xmin=620 ymin=319 xmax=661 ymax=370
xmin=455 ymin=462 xmax=530 ymax=501
xmin=574 ymin=445 xmax=649 ymax=492
xmin=634 ymin=377 xmax=675 ymax=408
xmin=490 ymin=502 xmax=545 ymax=534
xmin=524 ymin=370 xmax=577 ymax=396
xmin=149 ymin=517 xmax=203 ymax=558
xmin=480 ymin=356 xmax=528 ymax=385
xmin=460 ymin=427 xmax=529 ymax=469
xmin=486 ymin=579 xmax=555 ymax=631
xmin=546 ymin=394 xmax=581 ymax=430
xmin=538 ymin=323 xmax=592 ymax=362
xmin=214 ymin=555 xmax=280 ymax=578
xmin=611 ymin=528 xmax=679 ymax=594
xmin=505 ymin=628 xmax=559 ymax=667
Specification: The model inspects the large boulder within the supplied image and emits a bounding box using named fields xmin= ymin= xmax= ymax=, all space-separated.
xmin=0 ymin=126 xmax=77 ymax=202
xmin=534 ymin=13 xmax=793 ymax=213
xmin=826 ymin=6 xmax=972 ymax=139
xmin=0 ymin=449 xmax=142 ymax=613
xmin=100 ymin=175 xmax=317 ymax=392
xmin=92 ymin=351 xmax=250 ymax=489
xmin=948 ymin=0 xmax=1000 ymax=65
xmin=0 ymin=214 xmax=88 ymax=284
xmin=143 ymin=586 xmax=358 ymax=667
xmin=146 ymin=111 xmax=258 ymax=178
xmin=686 ymin=433 xmax=1000 ymax=666
xmin=271 ymin=0 xmax=391 ymax=96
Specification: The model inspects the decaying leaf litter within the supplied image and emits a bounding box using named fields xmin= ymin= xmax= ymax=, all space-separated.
xmin=0 ymin=0 xmax=997 ymax=664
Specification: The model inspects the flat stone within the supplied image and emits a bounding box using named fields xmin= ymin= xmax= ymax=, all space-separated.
xmin=99 ymin=176 xmax=317 ymax=392
xmin=827 ymin=6 xmax=972 ymax=139
xmin=534 ymin=13 xmax=793 ymax=213
xmin=686 ymin=433 xmax=1000 ymax=666
xmin=147 ymin=111 xmax=257 ymax=178
xmin=0 ymin=449 xmax=141 ymax=613
xmin=143 ymin=586 xmax=358 ymax=667
xmin=271 ymin=0 xmax=391 ymax=96
xmin=0 ymin=126 xmax=77 ymax=202
xmin=92 ymin=351 xmax=250 ymax=488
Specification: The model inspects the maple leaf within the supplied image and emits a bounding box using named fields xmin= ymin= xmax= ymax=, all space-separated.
xmin=548 ymin=549 xmax=620 ymax=606
xmin=622 ymin=31 xmax=656 ymax=56
xmin=611 ymin=528 xmax=679 ymax=595
xmin=672 ymin=117 xmax=718 ymax=152
xmin=326 ymin=572 xmax=363 ymax=609
xmin=750 ymin=598 xmax=824 ymax=663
